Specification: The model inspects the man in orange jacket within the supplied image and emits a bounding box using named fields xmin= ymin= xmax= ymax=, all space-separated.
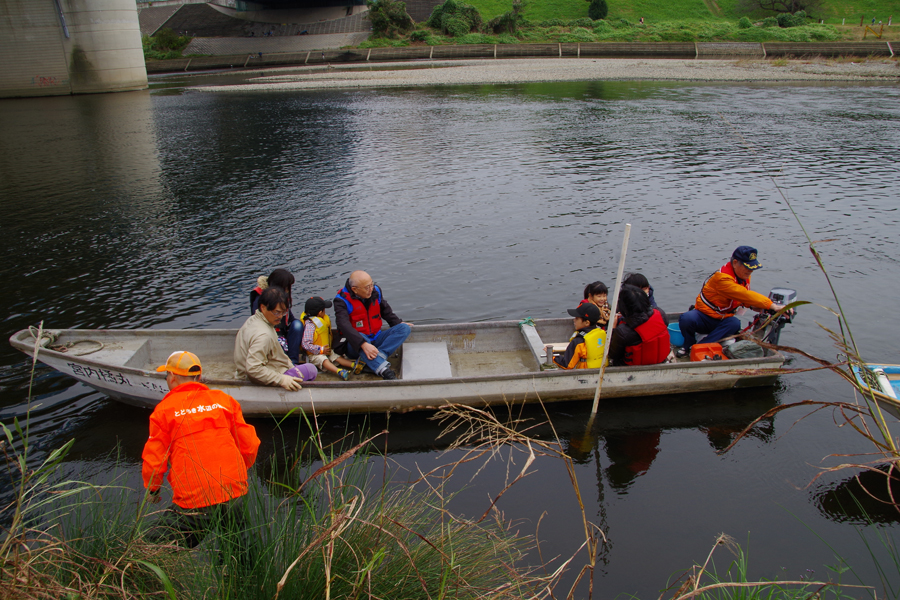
xmin=676 ymin=246 xmax=786 ymax=358
xmin=142 ymin=351 xmax=260 ymax=550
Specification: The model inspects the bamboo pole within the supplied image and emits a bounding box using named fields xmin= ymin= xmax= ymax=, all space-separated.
xmin=589 ymin=223 xmax=631 ymax=417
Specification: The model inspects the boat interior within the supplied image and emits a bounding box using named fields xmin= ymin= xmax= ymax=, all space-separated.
xmin=23 ymin=313 xmax=748 ymax=384
xmin=29 ymin=318 xmax=599 ymax=383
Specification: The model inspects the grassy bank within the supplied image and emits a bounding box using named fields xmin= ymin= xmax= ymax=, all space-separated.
xmin=470 ymin=0 xmax=899 ymax=25
xmin=0 ymin=428 xmax=547 ymax=599
xmin=0 ymin=343 xmax=550 ymax=600
xmin=360 ymin=0 xmax=898 ymax=49
xmin=361 ymin=20 xmax=849 ymax=48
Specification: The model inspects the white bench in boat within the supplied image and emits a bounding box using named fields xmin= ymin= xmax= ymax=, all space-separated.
xmin=520 ymin=322 xmax=549 ymax=366
xmin=519 ymin=321 xmax=569 ymax=367
xmin=401 ymin=342 xmax=453 ymax=380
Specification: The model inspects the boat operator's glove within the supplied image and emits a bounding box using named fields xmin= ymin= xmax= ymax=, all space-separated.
xmin=280 ymin=375 xmax=303 ymax=391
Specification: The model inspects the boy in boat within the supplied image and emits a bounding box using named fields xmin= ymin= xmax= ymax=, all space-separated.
xmin=300 ymin=296 xmax=353 ymax=381
xmin=554 ymin=302 xmax=607 ymax=369
xmin=142 ymin=351 xmax=260 ymax=556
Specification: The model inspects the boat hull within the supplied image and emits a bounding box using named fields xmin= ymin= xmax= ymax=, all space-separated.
xmin=10 ymin=318 xmax=785 ymax=416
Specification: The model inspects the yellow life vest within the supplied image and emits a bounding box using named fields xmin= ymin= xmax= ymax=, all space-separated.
xmin=300 ymin=312 xmax=332 ymax=354
xmin=582 ymin=327 xmax=607 ymax=368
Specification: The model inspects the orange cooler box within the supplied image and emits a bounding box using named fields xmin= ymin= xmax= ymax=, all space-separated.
xmin=690 ymin=343 xmax=727 ymax=362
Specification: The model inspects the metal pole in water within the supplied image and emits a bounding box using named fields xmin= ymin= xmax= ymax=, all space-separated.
xmin=590 ymin=223 xmax=631 ymax=417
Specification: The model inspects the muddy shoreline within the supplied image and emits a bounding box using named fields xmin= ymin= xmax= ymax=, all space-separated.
xmin=189 ymin=57 xmax=900 ymax=91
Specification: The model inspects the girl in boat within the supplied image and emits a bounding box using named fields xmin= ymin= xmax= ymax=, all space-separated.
xmin=579 ymin=281 xmax=611 ymax=327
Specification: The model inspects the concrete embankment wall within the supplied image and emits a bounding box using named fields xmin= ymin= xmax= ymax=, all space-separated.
xmin=0 ymin=0 xmax=147 ymax=98
xmin=146 ymin=41 xmax=896 ymax=74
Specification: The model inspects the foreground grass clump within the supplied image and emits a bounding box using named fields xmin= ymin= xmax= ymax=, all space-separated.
xmin=0 ymin=395 xmax=546 ymax=599
xmin=662 ymin=534 xmax=860 ymax=599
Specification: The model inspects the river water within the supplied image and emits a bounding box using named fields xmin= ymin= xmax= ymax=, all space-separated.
xmin=2 ymin=72 xmax=900 ymax=597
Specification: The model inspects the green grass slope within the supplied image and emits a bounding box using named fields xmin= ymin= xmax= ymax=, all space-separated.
xmin=818 ymin=0 xmax=897 ymax=23
xmin=468 ymin=0 xmax=900 ymax=24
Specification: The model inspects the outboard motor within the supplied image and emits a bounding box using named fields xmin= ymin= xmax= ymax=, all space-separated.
xmin=749 ymin=288 xmax=796 ymax=346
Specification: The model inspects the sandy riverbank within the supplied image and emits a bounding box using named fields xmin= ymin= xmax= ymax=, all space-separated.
xmin=192 ymin=57 xmax=900 ymax=91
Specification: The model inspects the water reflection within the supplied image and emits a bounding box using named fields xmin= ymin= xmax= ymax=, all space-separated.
xmin=601 ymin=431 xmax=661 ymax=492
xmin=814 ymin=464 xmax=900 ymax=525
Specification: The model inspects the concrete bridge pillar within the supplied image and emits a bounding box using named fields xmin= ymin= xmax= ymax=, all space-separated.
xmin=0 ymin=0 xmax=147 ymax=98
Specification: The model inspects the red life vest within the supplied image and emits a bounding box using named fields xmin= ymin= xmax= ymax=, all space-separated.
xmin=336 ymin=285 xmax=383 ymax=337
xmin=624 ymin=309 xmax=670 ymax=366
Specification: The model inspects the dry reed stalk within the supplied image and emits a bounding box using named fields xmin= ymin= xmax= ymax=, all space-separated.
xmin=719 ymin=328 xmax=900 ymax=509
xmin=720 ymin=113 xmax=898 ymax=456
xmin=431 ymin=401 xmax=606 ymax=599
xmin=661 ymin=533 xmax=872 ymax=600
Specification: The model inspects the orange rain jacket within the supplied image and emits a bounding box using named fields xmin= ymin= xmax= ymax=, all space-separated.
xmin=695 ymin=262 xmax=773 ymax=320
xmin=141 ymin=382 xmax=260 ymax=509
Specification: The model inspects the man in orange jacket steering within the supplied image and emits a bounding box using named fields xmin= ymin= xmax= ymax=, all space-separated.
xmin=142 ymin=351 xmax=260 ymax=551
xmin=676 ymin=246 xmax=786 ymax=358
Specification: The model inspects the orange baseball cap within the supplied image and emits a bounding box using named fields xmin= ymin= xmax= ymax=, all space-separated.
xmin=156 ymin=351 xmax=202 ymax=376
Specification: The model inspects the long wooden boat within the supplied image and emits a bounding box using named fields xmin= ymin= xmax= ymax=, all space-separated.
xmin=851 ymin=363 xmax=900 ymax=420
xmin=9 ymin=315 xmax=786 ymax=416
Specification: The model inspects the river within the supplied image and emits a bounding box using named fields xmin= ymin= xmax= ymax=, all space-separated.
xmin=1 ymin=72 xmax=899 ymax=597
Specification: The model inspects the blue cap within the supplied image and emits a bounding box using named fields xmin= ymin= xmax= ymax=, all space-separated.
xmin=732 ymin=246 xmax=762 ymax=270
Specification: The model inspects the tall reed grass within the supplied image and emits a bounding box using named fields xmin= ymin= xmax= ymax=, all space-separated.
xmin=698 ymin=119 xmax=900 ymax=599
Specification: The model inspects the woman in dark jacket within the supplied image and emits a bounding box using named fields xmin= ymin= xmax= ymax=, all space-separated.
xmin=249 ymin=268 xmax=304 ymax=364
xmin=623 ymin=272 xmax=658 ymax=309
xmin=608 ymin=284 xmax=670 ymax=367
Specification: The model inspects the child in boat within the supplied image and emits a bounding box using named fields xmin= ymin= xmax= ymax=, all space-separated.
xmin=623 ymin=272 xmax=658 ymax=309
xmin=554 ymin=302 xmax=607 ymax=370
xmin=579 ymin=281 xmax=611 ymax=327
xmin=301 ymin=296 xmax=354 ymax=381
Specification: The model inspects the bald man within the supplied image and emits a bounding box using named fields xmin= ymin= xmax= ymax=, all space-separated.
xmin=333 ymin=271 xmax=410 ymax=380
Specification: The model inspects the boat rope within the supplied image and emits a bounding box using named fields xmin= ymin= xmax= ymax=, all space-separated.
xmin=28 ymin=326 xmax=104 ymax=356
xmin=28 ymin=326 xmax=57 ymax=348
xmin=518 ymin=317 xmax=536 ymax=328
xmin=50 ymin=340 xmax=105 ymax=356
